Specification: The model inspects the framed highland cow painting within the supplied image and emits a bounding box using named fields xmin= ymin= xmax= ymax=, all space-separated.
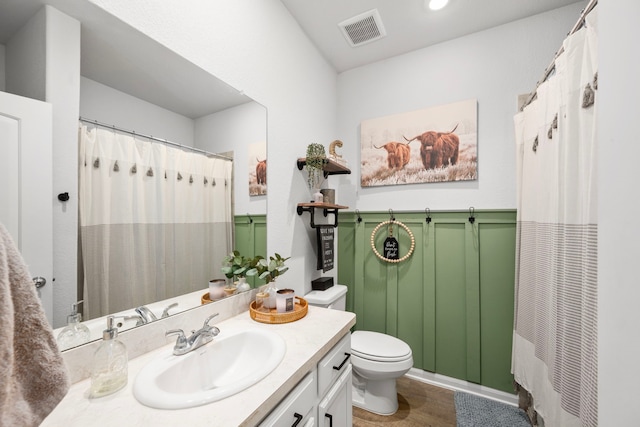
xmin=249 ymin=141 xmax=267 ymax=196
xmin=360 ymin=99 xmax=477 ymax=187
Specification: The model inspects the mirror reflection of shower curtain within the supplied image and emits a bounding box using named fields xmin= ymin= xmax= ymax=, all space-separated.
xmin=512 ymin=8 xmax=597 ymax=427
xmin=78 ymin=124 xmax=233 ymax=320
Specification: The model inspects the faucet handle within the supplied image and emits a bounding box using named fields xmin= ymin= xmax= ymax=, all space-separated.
xmin=166 ymin=329 xmax=187 ymax=350
xmin=161 ymin=302 xmax=179 ymax=318
xmin=203 ymin=313 xmax=219 ymax=328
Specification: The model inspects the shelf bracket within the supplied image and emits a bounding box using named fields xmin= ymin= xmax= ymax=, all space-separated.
xmin=296 ymin=205 xmax=340 ymax=228
xmin=296 ymin=159 xmax=331 ymax=178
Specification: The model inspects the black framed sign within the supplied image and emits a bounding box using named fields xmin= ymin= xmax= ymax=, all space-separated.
xmin=316 ymin=225 xmax=334 ymax=272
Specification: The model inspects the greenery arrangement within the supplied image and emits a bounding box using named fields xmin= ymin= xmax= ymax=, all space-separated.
xmin=221 ymin=251 xmax=290 ymax=284
xmin=254 ymin=253 xmax=290 ymax=284
xmin=221 ymin=250 xmax=258 ymax=279
xmin=305 ymin=143 xmax=327 ymax=190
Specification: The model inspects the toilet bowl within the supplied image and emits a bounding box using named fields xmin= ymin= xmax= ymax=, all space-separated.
xmin=350 ymin=330 xmax=413 ymax=415
xmin=305 ymin=285 xmax=414 ymax=415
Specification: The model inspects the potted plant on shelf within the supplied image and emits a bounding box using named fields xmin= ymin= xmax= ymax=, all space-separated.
xmin=305 ymin=143 xmax=326 ymax=203
xmin=221 ymin=250 xmax=257 ymax=294
xmin=254 ymin=253 xmax=290 ymax=309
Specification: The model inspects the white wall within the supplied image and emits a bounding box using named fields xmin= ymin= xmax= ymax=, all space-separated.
xmin=46 ymin=6 xmax=81 ymax=329
xmin=4 ymin=6 xmax=81 ymax=328
xmin=337 ymin=3 xmax=586 ymax=211
xmin=89 ymin=0 xmax=338 ymax=295
xmin=195 ymin=101 xmax=267 ymax=216
xmin=80 ymin=77 xmax=196 ymax=146
xmin=598 ymin=1 xmax=640 ymax=425
xmin=5 ymin=7 xmax=46 ymax=101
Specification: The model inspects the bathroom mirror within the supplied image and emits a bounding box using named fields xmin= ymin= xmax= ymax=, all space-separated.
xmin=0 ymin=1 xmax=267 ymax=348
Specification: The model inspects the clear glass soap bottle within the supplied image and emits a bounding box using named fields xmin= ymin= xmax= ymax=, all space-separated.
xmin=90 ymin=315 xmax=128 ymax=398
xmin=56 ymin=300 xmax=90 ymax=351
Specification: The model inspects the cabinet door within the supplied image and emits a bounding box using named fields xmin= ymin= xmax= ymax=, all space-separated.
xmin=318 ymin=365 xmax=352 ymax=427
xmin=317 ymin=333 xmax=351 ymax=397
xmin=259 ymin=371 xmax=317 ymax=427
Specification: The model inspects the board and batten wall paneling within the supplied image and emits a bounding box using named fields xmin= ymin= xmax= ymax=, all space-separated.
xmin=233 ymin=214 xmax=266 ymax=288
xmin=338 ymin=210 xmax=516 ymax=393
xmin=478 ymin=222 xmax=517 ymax=392
xmin=435 ymin=222 xmax=471 ymax=381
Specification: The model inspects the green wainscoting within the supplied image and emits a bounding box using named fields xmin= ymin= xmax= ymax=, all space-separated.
xmin=338 ymin=210 xmax=517 ymax=393
xmin=234 ymin=214 xmax=266 ymax=288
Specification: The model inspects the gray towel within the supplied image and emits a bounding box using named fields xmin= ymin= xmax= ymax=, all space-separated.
xmin=0 ymin=223 xmax=70 ymax=426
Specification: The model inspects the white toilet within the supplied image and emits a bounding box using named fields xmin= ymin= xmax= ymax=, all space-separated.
xmin=305 ymin=284 xmax=413 ymax=415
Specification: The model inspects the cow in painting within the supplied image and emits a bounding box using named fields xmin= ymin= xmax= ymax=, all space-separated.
xmin=373 ymin=142 xmax=411 ymax=169
xmin=256 ymin=158 xmax=267 ymax=185
xmin=404 ymin=124 xmax=460 ymax=170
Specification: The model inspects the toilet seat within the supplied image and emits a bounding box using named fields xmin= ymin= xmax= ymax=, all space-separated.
xmin=351 ymin=331 xmax=412 ymax=362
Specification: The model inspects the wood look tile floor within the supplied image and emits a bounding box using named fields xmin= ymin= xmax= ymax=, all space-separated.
xmin=352 ymin=377 xmax=457 ymax=427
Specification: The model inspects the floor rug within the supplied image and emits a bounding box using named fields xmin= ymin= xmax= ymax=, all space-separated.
xmin=454 ymin=391 xmax=530 ymax=427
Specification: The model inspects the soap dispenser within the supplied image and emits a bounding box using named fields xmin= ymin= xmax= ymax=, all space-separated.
xmin=56 ymin=300 xmax=90 ymax=350
xmin=90 ymin=315 xmax=128 ymax=398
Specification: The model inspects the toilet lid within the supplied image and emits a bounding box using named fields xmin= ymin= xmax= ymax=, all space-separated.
xmin=351 ymin=330 xmax=412 ymax=362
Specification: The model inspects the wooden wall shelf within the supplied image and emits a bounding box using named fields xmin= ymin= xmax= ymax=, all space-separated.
xmin=296 ymin=157 xmax=350 ymax=228
xmin=296 ymin=158 xmax=351 ymax=177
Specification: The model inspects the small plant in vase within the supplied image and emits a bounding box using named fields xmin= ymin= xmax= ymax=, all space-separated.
xmin=221 ymin=250 xmax=257 ymax=294
xmin=254 ymin=253 xmax=290 ymax=309
xmin=305 ymin=143 xmax=326 ymax=203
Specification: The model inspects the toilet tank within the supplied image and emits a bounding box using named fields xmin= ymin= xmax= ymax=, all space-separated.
xmin=304 ymin=284 xmax=347 ymax=310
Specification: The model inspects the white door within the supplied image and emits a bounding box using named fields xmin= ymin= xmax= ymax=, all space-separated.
xmin=0 ymin=91 xmax=53 ymax=324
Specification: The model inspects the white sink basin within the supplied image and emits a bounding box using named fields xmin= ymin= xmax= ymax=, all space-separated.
xmin=133 ymin=328 xmax=286 ymax=409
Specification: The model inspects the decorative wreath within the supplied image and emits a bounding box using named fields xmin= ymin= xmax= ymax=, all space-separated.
xmin=370 ymin=219 xmax=415 ymax=263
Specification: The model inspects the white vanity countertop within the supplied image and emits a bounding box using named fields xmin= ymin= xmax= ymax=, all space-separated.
xmin=42 ymin=306 xmax=355 ymax=427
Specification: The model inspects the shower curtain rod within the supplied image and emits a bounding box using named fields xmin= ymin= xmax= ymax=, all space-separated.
xmin=79 ymin=116 xmax=233 ymax=161
xmin=520 ymin=0 xmax=598 ymax=110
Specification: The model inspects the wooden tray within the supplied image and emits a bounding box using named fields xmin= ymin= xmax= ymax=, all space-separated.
xmin=249 ymin=297 xmax=308 ymax=324
xmin=201 ymin=292 xmax=225 ymax=304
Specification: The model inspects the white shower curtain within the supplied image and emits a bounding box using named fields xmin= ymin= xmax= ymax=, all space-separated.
xmin=78 ymin=124 xmax=233 ymax=320
xmin=513 ymin=7 xmax=597 ymax=427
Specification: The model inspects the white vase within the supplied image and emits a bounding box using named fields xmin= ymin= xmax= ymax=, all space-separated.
xmin=262 ymin=282 xmax=278 ymax=309
xmin=236 ymin=277 xmax=251 ymax=293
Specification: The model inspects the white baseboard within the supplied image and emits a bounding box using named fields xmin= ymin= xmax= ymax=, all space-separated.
xmin=405 ymin=368 xmax=519 ymax=407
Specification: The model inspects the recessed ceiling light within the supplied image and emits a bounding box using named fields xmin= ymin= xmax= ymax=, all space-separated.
xmin=426 ymin=0 xmax=449 ymax=11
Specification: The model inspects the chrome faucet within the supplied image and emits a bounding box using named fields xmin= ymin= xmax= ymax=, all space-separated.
xmin=166 ymin=313 xmax=220 ymax=356
xmin=135 ymin=305 xmax=158 ymax=324
xmin=161 ymin=302 xmax=179 ymax=318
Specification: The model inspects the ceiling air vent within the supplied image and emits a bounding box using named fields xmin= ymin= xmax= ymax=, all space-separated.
xmin=338 ymin=9 xmax=387 ymax=47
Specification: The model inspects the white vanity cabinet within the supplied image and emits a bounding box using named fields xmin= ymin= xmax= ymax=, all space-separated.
xmin=316 ymin=333 xmax=352 ymax=427
xmin=259 ymin=371 xmax=318 ymax=427
xmin=261 ymin=333 xmax=352 ymax=427
xmin=318 ymin=365 xmax=352 ymax=427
